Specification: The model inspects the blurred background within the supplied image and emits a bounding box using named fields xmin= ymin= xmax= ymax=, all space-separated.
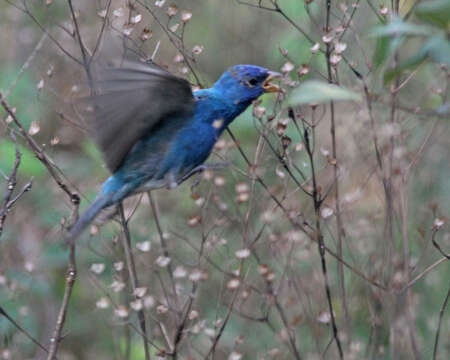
xmin=0 ymin=0 xmax=449 ymax=359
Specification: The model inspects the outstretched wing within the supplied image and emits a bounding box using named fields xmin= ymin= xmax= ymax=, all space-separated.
xmin=83 ymin=59 xmax=195 ymax=173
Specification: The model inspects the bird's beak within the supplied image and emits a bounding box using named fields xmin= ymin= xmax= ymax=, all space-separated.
xmin=263 ymin=71 xmax=282 ymax=93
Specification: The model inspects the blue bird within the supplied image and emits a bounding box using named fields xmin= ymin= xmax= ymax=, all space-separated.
xmin=68 ymin=60 xmax=281 ymax=241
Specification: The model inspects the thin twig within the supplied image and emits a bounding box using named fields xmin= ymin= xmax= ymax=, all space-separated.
xmin=3 ymin=32 xmax=47 ymax=99
xmin=253 ymin=118 xmax=311 ymax=196
xmin=226 ymin=127 xmax=387 ymax=291
xmin=11 ymin=0 xmax=82 ymax=65
xmin=272 ymin=285 xmax=303 ymax=360
xmin=67 ymin=0 xmax=93 ymax=86
xmin=0 ymin=306 xmax=50 ymax=355
xmin=204 ymin=275 xmax=242 ymax=359
xmin=89 ymin=0 xmax=112 ymax=63
xmin=0 ymin=133 xmax=23 ymax=238
xmin=118 ymin=203 xmax=151 ymax=360
xmin=433 ymin=285 xmax=450 ymax=360
xmin=399 ymin=179 xmax=422 ymax=360
xmin=400 ymin=257 xmax=448 ymax=293
xmin=431 ymin=228 xmax=450 ymax=260
xmin=325 ymin=0 xmax=350 ymax=344
xmin=304 ymin=123 xmax=344 ymax=358
xmin=135 ymin=0 xmax=202 ymax=86
xmin=47 ymin=200 xmax=79 ymax=360
xmin=0 ymin=93 xmax=80 ymax=204
xmin=147 ymin=192 xmax=179 ymax=313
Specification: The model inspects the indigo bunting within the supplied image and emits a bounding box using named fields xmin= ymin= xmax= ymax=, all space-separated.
xmin=68 ymin=60 xmax=281 ymax=241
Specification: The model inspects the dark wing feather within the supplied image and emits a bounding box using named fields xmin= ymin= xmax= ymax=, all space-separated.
xmin=83 ymin=60 xmax=195 ymax=172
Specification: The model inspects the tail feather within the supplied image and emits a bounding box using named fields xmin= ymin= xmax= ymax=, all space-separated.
xmin=66 ymin=195 xmax=112 ymax=243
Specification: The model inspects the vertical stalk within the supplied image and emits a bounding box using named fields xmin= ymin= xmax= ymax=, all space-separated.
xmin=147 ymin=192 xmax=179 ymax=314
xmin=304 ymin=127 xmax=344 ymax=358
xmin=324 ymin=0 xmax=351 ymax=341
xmin=118 ymin=204 xmax=151 ymax=360
xmin=47 ymin=194 xmax=80 ymax=360
xmin=46 ymin=243 xmax=77 ymax=360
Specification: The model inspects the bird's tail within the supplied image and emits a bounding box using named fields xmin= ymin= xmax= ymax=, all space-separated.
xmin=66 ymin=194 xmax=112 ymax=243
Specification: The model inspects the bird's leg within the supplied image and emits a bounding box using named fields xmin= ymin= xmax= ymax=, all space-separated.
xmin=166 ymin=172 xmax=178 ymax=190
xmin=177 ymin=162 xmax=231 ymax=190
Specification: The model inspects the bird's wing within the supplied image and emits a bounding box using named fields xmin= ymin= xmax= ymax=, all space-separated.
xmin=82 ymin=59 xmax=195 ymax=173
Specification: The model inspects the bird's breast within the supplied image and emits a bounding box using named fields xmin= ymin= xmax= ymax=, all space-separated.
xmin=174 ymin=121 xmax=219 ymax=164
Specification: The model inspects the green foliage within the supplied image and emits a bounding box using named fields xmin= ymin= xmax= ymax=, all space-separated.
xmin=373 ymin=36 xmax=400 ymax=70
xmin=371 ymin=7 xmax=450 ymax=86
xmin=415 ymin=0 xmax=450 ymax=29
xmin=0 ymin=141 xmax=45 ymax=177
xmin=287 ymin=80 xmax=362 ymax=105
xmin=1 ymin=1 xmax=449 ymax=359
xmin=0 ymin=68 xmax=43 ymax=129
xmin=383 ymin=35 xmax=450 ymax=83
xmin=370 ymin=18 xmax=433 ymax=37
xmin=421 ymin=35 xmax=450 ymax=65
xmin=82 ymin=139 xmax=104 ymax=166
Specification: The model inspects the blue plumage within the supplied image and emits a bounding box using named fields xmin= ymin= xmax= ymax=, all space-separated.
xmin=68 ymin=63 xmax=281 ymax=241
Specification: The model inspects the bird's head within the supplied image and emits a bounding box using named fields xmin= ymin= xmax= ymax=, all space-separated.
xmin=213 ymin=65 xmax=281 ymax=105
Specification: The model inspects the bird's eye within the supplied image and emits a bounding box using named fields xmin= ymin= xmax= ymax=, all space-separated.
xmin=248 ymin=78 xmax=258 ymax=86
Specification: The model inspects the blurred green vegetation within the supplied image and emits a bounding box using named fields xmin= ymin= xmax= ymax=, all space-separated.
xmin=0 ymin=1 xmax=449 ymax=359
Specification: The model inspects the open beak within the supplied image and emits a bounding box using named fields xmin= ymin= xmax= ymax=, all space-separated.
xmin=263 ymin=71 xmax=282 ymax=93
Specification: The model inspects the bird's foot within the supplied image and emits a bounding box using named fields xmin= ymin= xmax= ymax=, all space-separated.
xmin=203 ymin=162 xmax=231 ymax=170
xmin=177 ymin=162 xmax=231 ymax=191
xmin=166 ymin=172 xmax=178 ymax=190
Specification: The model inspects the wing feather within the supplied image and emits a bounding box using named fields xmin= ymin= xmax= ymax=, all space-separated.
xmin=81 ymin=60 xmax=195 ymax=172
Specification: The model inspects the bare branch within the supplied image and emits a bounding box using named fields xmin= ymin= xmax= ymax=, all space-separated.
xmin=47 ymin=199 xmax=80 ymax=360
xmin=118 ymin=203 xmax=151 ymax=360
xmin=433 ymin=286 xmax=450 ymax=360
xmin=0 ymin=306 xmax=50 ymax=356
xmin=0 ymin=92 xmax=80 ymax=204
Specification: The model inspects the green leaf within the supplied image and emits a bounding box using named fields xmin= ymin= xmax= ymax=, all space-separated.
xmin=383 ymin=35 xmax=450 ymax=84
xmin=415 ymin=0 xmax=450 ymax=28
xmin=374 ymin=36 xmax=392 ymax=70
xmin=383 ymin=53 xmax=426 ymax=84
xmin=370 ymin=18 xmax=432 ymax=37
xmin=287 ymin=81 xmax=362 ymax=106
xmin=373 ymin=36 xmax=403 ymax=70
xmin=422 ymin=35 xmax=450 ymax=65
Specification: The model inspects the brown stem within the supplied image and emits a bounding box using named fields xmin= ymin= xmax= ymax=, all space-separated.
xmin=67 ymin=0 xmax=93 ymax=87
xmin=272 ymin=286 xmax=303 ymax=360
xmin=0 ymin=134 xmax=23 ymax=238
xmin=9 ymin=0 xmax=82 ymax=65
xmin=204 ymin=272 xmax=243 ymax=359
xmin=227 ymin=126 xmax=387 ymax=291
xmin=118 ymin=204 xmax=151 ymax=360
xmin=433 ymin=286 xmax=450 ymax=360
xmin=135 ymin=0 xmax=202 ymax=86
xmin=324 ymin=0 xmax=350 ymax=343
xmin=400 ymin=257 xmax=448 ymax=293
xmin=147 ymin=192 xmax=179 ymax=313
xmin=304 ymin=124 xmax=344 ymax=358
xmin=431 ymin=228 xmax=450 ymax=260
xmin=399 ymin=185 xmax=422 ymax=360
xmin=0 ymin=306 xmax=50 ymax=356
xmin=0 ymin=93 xmax=80 ymax=204
xmin=47 ymin=241 xmax=77 ymax=360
